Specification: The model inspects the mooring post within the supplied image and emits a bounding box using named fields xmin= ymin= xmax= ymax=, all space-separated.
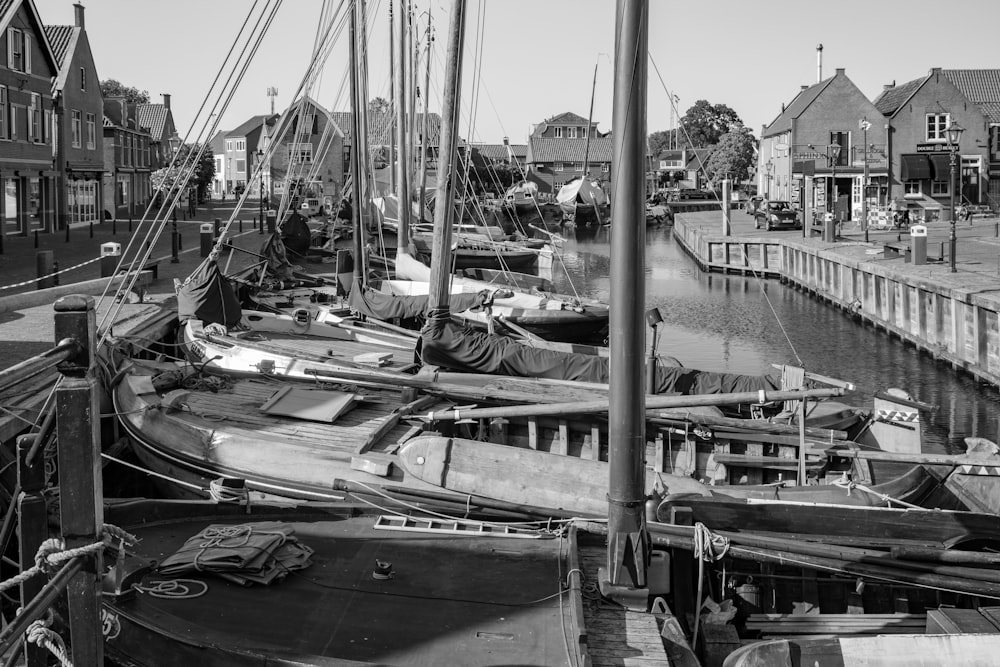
xmin=52 ymin=295 xmax=104 ymax=666
xmin=16 ymin=434 xmax=47 ymax=667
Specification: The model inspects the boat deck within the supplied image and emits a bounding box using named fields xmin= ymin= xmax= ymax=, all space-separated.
xmin=229 ymin=329 xmax=418 ymax=370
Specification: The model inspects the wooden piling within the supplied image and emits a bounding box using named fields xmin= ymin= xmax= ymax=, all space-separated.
xmin=17 ymin=434 xmax=47 ymax=667
xmin=52 ymin=295 xmax=104 ymax=665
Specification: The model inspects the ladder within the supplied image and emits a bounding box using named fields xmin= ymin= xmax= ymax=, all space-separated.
xmin=373 ymin=515 xmax=552 ymax=540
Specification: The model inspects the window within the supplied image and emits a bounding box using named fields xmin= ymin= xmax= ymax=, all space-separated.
xmin=930 ymin=180 xmax=949 ymax=196
xmin=574 ymin=162 xmax=583 ymax=171
xmin=568 ymin=127 xmax=578 ymax=139
xmin=0 ymin=86 xmax=6 ymax=140
xmin=71 ymin=110 xmax=81 ymax=147
xmin=926 ymin=113 xmax=950 ymax=142
xmin=553 ymin=127 xmax=563 ymax=138
xmin=215 ymin=157 xmax=223 ymax=174
xmin=235 ymin=139 xmax=245 ymax=151
xmin=85 ymin=113 xmax=95 ymax=149
xmin=117 ymin=175 xmax=129 ymax=206
xmin=290 ymin=143 xmax=313 ymax=164
xmin=554 ymin=162 xmax=564 ymax=171
xmin=9 ymin=105 xmax=18 ymax=140
xmin=235 ymin=159 xmax=246 ymax=173
xmin=904 ymin=181 xmax=921 ymax=196
xmin=28 ymin=93 xmax=41 ymax=143
xmin=829 ymin=131 xmax=849 ymax=166
xmin=226 ymin=139 xmax=233 ymax=151
xmin=80 ymin=66 xmax=86 ymax=91
xmin=7 ymin=28 xmax=23 ymax=72
xmin=581 ymin=127 xmax=588 ymax=138
xmin=601 ymin=163 xmax=610 ymax=172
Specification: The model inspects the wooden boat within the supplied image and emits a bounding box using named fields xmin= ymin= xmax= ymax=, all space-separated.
xmin=99 ymin=497 xmax=647 ymax=666
xmin=409 ymin=230 xmax=545 ymax=272
xmin=557 ymin=176 xmax=609 ymax=227
xmin=723 ymin=634 xmax=1000 ymax=667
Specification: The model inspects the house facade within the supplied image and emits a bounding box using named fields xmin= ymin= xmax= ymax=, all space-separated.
xmin=526 ymin=111 xmax=612 ymax=194
xmin=101 ymin=97 xmax=151 ymax=220
xmin=654 ymin=148 xmax=711 ymax=190
xmin=136 ymin=93 xmax=178 ymax=172
xmin=875 ymin=68 xmax=996 ymax=221
xmin=206 ymin=129 xmax=225 ymax=198
xmin=760 ymin=68 xmax=889 ymax=225
xmin=271 ymin=97 xmax=342 ymax=206
xmin=45 ymin=2 xmax=103 ymax=228
xmin=0 ymin=0 xmax=59 ymax=237
xmin=223 ymin=114 xmax=275 ymax=196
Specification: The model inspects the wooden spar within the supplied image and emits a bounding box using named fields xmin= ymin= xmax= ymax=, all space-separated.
xmin=422 ymin=387 xmax=845 ymax=421
xmin=652 ymin=411 xmax=849 ymax=440
xmin=425 ymin=0 xmax=465 ymax=316
xmin=578 ymin=521 xmax=1000 ymax=599
xmin=805 ymin=444 xmax=1000 ymax=467
xmin=348 ymin=5 xmax=365 ymax=284
xmin=890 ymin=546 xmax=1000 ymax=565
xmin=580 ymin=56 xmax=598 ymax=191
xmin=605 ymin=0 xmax=649 ymax=598
xmin=406 ymin=2 xmax=419 ymax=191
xmin=797 ymin=395 xmax=807 ymax=485
xmin=393 ymin=0 xmax=411 ymax=253
xmin=387 ymin=4 xmax=395 ymax=193
xmin=417 ymin=7 xmax=432 ymax=224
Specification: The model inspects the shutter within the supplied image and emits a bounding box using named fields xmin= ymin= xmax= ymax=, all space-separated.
xmin=24 ymin=33 xmax=31 ymax=74
xmin=6 ymin=29 xmax=12 ymax=68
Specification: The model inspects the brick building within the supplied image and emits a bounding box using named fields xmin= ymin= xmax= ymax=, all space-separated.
xmin=101 ymin=97 xmax=152 ymax=220
xmin=526 ymin=112 xmax=612 ymax=194
xmin=271 ymin=96 xmax=343 ymax=206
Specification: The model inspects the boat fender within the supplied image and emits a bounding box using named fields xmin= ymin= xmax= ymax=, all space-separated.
xmin=292 ymin=308 xmax=311 ymax=330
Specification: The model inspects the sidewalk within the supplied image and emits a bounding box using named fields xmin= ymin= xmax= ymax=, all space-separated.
xmin=0 ymin=200 xmax=273 ymax=297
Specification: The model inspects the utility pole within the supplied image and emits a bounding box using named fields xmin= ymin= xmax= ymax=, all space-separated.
xmin=267 ymin=87 xmax=278 ymax=115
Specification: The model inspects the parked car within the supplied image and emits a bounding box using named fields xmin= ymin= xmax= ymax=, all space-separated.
xmin=746 ymin=196 xmax=765 ymax=217
xmin=299 ymin=198 xmax=323 ymax=218
xmin=677 ymin=188 xmax=711 ymax=201
xmin=754 ymin=200 xmax=801 ymax=231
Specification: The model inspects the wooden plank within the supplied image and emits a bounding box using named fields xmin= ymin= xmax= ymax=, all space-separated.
xmin=589 ymin=425 xmax=600 ymax=460
xmin=356 ymin=394 xmax=438 ymax=454
xmin=555 ymin=420 xmax=568 ymax=456
xmin=527 ymin=417 xmax=538 ymax=450
xmin=746 ymin=443 xmax=763 ymax=485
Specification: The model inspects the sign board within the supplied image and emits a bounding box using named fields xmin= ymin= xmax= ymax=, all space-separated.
xmin=916 ymin=143 xmax=959 ymax=153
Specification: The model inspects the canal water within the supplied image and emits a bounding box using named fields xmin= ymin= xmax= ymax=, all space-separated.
xmin=547 ymin=224 xmax=1000 ymax=455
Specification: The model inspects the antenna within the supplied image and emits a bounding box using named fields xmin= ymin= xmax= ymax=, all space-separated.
xmin=267 ymin=86 xmax=279 ymax=114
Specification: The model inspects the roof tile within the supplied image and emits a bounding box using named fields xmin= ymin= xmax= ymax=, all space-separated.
xmin=43 ymin=25 xmax=73 ymax=66
xmin=528 ymin=136 xmax=613 ymax=163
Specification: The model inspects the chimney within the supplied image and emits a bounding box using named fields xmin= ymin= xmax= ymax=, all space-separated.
xmin=503 ymin=136 xmax=509 ymax=146
xmin=801 ymin=85 xmax=808 ymax=91
xmin=73 ymin=2 xmax=85 ymax=29
xmin=835 ymin=68 xmax=845 ymax=76
xmin=816 ymin=43 xmax=823 ymax=83
xmin=883 ymin=83 xmax=894 ymax=91
xmin=162 ymin=93 xmax=171 ymax=110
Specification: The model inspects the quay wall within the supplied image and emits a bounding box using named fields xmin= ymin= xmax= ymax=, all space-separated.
xmin=672 ymin=217 xmax=1000 ymax=388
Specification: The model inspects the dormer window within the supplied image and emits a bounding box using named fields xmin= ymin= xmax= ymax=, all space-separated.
xmin=553 ymin=127 xmax=563 ymax=138
xmin=568 ymin=127 xmax=578 ymax=139
xmin=7 ymin=29 xmax=24 ymax=72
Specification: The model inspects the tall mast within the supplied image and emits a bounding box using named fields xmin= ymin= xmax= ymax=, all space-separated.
xmin=393 ymin=0 xmax=411 ymax=251
xmin=581 ymin=56 xmax=598 ymax=181
xmin=426 ymin=0 xmax=466 ymax=316
xmin=349 ymin=0 xmax=366 ymax=283
xmin=418 ymin=8 xmax=433 ymax=223
xmin=602 ymin=0 xmax=649 ymax=604
xmin=388 ymin=4 xmax=396 ymax=192
xmin=407 ymin=2 xmax=419 ymax=188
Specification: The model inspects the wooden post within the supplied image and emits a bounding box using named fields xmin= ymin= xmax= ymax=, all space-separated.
xmin=53 ymin=295 xmax=104 ymax=666
xmin=17 ymin=435 xmax=47 ymax=667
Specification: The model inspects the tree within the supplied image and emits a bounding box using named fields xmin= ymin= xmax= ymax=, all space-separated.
xmin=648 ymin=129 xmax=673 ymax=155
xmin=100 ymin=79 xmax=150 ymax=104
xmin=151 ymin=144 xmax=216 ymax=202
xmin=368 ymin=96 xmax=390 ymax=114
xmin=680 ymin=100 xmax=743 ymax=148
xmin=703 ymin=126 xmax=757 ymax=186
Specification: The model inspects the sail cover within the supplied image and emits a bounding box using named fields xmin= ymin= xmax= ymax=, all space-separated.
xmin=348 ymin=282 xmax=486 ymax=321
xmin=420 ymin=316 xmax=778 ymax=395
xmin=177 ymin=260 xmax=242 ymax=328
xmin=556 ymin=177 xmax=609 ymax=206
xmin=280 ymin=212 xmax=312 ymax=259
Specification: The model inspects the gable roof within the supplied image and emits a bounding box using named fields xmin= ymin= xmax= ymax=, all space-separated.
xmin=1 ymin=0 xmax=60 ymax=75
xmin=527 ymin=136 xmax=613 ymax=163
xmin=944 ymin=69 xmax=1000 ymax=123
xmin=473 ymin=143 xmax=527 ymax=161
xmin=43 ymin=24 xmax=72 ymax=64
xmin=136 ymin=103 xmax=170 ymax=141
xmin=873 ymin=76 xmax=925 ymax=116
xmin=762 ymin=76 xmax=836 ymax=137
xmin=531 ymin=111 xmax=602 ymax=138
xmin=227 ymin=114 xmax=272 ymax=139
xmin=329 ymin=110 xmax=442 ymax=147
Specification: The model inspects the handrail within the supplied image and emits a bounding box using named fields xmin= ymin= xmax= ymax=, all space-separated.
xmin=0 ymin=556 xmax=83 ymax=654
xmin=0 ymin=338 xmax=81 ymax=391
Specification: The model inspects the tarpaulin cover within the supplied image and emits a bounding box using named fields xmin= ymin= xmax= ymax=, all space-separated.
xmin=177 ymin=260 xmax=242 ymax=327
xmin=280 ymin=212 xmax=312 ymax=259
xmin=260 ymin=232 xmax=295 ymax=282
xmin=557 ymin=177 xmax=609 ymax=206
xmin=348 ymin=283 xmax=486 ymax=321
xmin=420 ymin=317 xmax=779 ymax=395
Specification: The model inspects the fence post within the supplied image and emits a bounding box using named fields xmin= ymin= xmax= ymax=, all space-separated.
xmin=16 ymin=434 xmax=47 ymax=667
xmin=53 ymin=295 xmax=104 ymax=666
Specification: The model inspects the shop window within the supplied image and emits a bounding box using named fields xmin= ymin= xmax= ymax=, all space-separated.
xmin=931 ymin=180 xmax=949 ymax=196
xmin=904 ymin=181 xmax=921 ymax=197
xmin=926 ymin=113 xmax=950 ymax=142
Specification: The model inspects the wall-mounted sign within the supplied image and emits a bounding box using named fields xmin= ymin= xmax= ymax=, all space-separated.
xmin=915 ymin=143 xmax=959 ymax=153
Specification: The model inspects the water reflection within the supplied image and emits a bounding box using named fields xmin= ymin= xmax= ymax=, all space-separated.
xmin=549 ymin=224 xmax=1000 ymax=454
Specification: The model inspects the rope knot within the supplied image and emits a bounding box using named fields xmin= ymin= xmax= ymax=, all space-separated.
xmin=34 ymin=538 xmax=65 ymax=573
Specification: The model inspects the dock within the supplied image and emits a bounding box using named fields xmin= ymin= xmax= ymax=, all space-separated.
xmin=673 ymin=208 xmax=1000 ymax=388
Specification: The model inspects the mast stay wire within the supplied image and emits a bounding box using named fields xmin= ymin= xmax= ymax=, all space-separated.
xmin=647 ymin=51 xmax=803 ymax=367
xmin=96 ymin=0 xmax=283 ymax=342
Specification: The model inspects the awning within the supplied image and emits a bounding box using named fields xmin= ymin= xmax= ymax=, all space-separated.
xmin=900 ymin=154 xmax=931 ymax=181
xmin=929 ymin=154 xmax=952 ymax=182
xmin=913 ymin=195 xmax=941 ymax=210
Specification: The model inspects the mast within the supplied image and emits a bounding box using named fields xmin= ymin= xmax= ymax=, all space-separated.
xmin=388 ymin=4 xmax=396 ymax=192
xmin=393 ymin=0 xmax=411 ymax=252
xmin=426 ymin=0 xmax=466 ymax=316
xmin=602 ymin=0 xmax=649 ymax=605
xmin=418 ymin=8 xmax=433 ymax=223
xmin=581 ymin=56 xmax=598 ymax=182
xmin=349 ymin=0 xmax=366 ymax=283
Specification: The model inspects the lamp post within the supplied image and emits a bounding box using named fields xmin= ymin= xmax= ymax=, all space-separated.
xmin=255 ymin=149 xmax=265 ymax=227
xmin=765 ymin=160 xmax=773 ymax=199
xmin=860 ymin=118 xmax=871 ymax=243
xmin=827 ymin=143 xmax=841 ymax=220
xmin=946 ymin=120 xmax=964 ymax=273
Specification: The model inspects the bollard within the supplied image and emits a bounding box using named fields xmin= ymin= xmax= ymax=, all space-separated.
xmin=254 ymin=215 xmax=259 ymax=229
xmin=36 ymin=250 xmax=55 ymax=289
xmin=214 ymin=217 xmax=221 ymax=238
xmin=200 ymin=223 xmax=215 ymax=257
xmin=52 ymin=295 xmax=105 ymax=666
xmin=53 ymin=261 xmax=59 ymax=286
xmin=34 ymin=229 xmax=39 ymax=248
xmin=89 ymin=221 xmax=93 ymax=238
xmin=910 ymin=225 xmax=927 ymax=265
xmin=65 ymin=222 xmax=69 ymax=243
xmin=171 ymin=223 xmax=180 ymax=263
xmin=178 ymin=232 xmax=183 ymax=250
xmin=112 ymin=218 xmax=117 ymax=236
xmin=266 ymin=211 xmax=277 ymax=235
xmin=128 ymin=215 xmax=132 ymax=233
xmin=100 ymin=242 xmax=121 ymax=278
xmin=239 ymin=218 xmax=243 ymax=233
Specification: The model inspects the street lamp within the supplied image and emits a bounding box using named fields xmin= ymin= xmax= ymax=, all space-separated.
xmin=946 ymin=120 xmax=964 ymax=273
xmin=765 ymin=160 xmax=773 ymax=199
xmin=255 ymin=149 xmax=265 ymax=227
xmin=859 ymin=118 xmax=872 ymax=243
xmin=827 ymin=144 xmax=841 ymax=219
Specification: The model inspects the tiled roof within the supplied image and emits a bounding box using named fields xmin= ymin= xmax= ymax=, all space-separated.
xmin=873 ymin=76 xmax=924 ymax=116
xmin=544 ymin=111 xmax=590 ymax=125
xmin=943 ymin=69 xmax=1000 ymax=103
xmin=763 ymin=76 xmax=835 ymax=137
xmin=527 ymin=136 xmax=613 ymax=163
xmin=227 ymin=114 xmax=271 ymax=139
xmin=978 ymin=102 xmax=1000 ymax=124
xmin=330 ymin=111 xmax=441 ymax=147
xmin=136 ymin=103 xmax=169 ymax=141
xmin=102 ymin=115 xmax=115 ymax=128
xmin=473 ymin=143 xmax=526 ymax=160
xmin=43 ymin=25 xmax=73 ymax=65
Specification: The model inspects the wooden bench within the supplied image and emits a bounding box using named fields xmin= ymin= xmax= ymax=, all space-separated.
xmin=882 ymin=241 xmax=910 ymax=260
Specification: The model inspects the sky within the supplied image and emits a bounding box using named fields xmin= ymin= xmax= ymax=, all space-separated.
xmin=35 ymin=0 xmax=999 ymax=146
